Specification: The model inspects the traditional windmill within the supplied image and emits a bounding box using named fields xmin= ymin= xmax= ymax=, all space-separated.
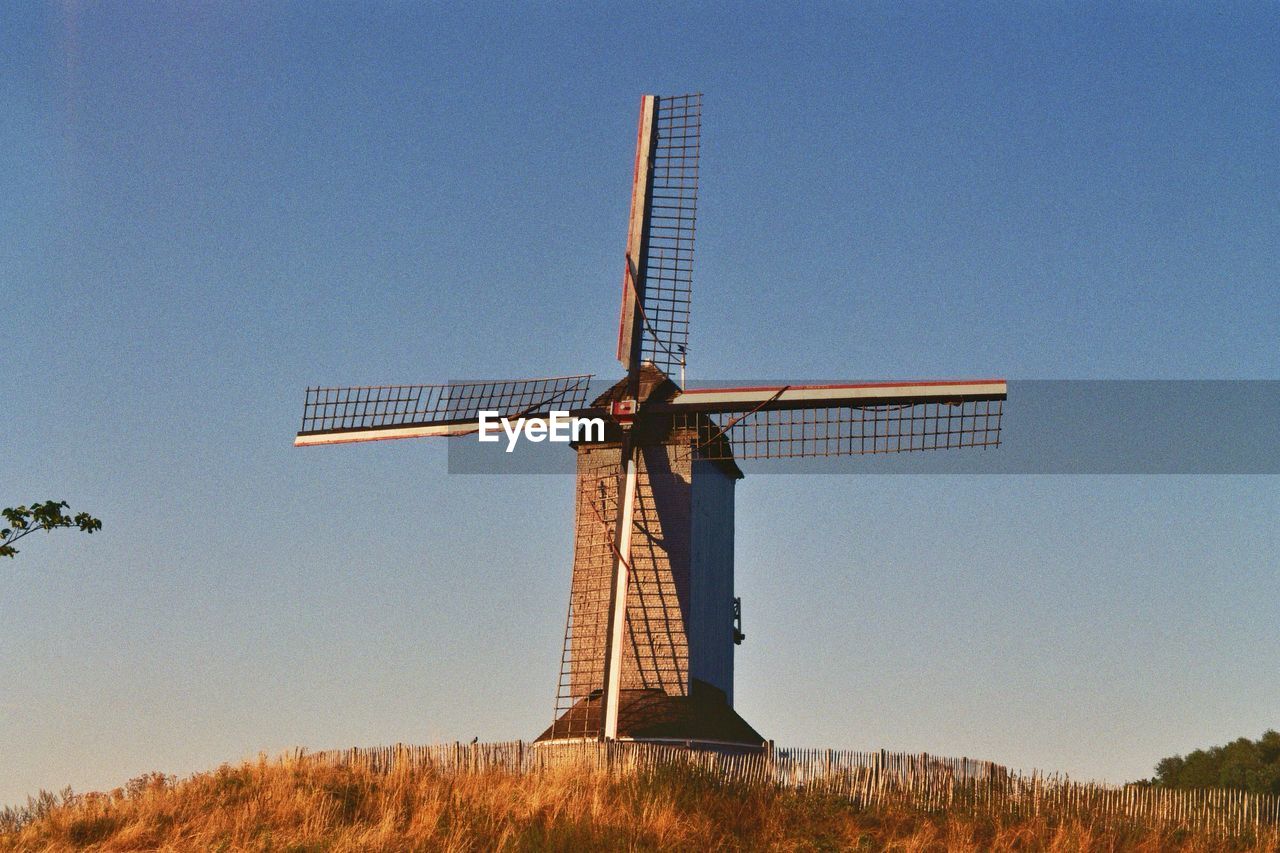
xmin=295 ymin=94 xmax=1005 ymax=751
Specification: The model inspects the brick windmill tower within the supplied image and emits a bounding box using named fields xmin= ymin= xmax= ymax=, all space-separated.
xmin=294 ymin=94 xmax=1006 ymax=751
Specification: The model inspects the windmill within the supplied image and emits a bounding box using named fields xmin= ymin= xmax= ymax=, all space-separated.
xmin=295 ymin=94 xmax=1006 ymax=750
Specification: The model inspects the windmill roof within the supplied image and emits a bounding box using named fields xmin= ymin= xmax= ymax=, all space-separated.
xmin=586 ymin=363 xmax=745 ymax=480
xmin=591 ymin=362 xmax=681 ymax=407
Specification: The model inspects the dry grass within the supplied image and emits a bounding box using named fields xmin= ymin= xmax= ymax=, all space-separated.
xmin=2 ymin=758 xmax=1277 ymax=852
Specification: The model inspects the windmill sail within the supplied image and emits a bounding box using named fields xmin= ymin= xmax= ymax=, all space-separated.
xmin=660 ymin=380 xmax=1006 ymax=460
xmin=295 ymin=374 xmax=595 ymax=446
xmin=617 ymin=94 xmax=701 ymax=381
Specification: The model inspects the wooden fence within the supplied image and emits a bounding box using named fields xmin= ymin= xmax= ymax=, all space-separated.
xmin=297 ymin=740 xmax=1280 ymax=841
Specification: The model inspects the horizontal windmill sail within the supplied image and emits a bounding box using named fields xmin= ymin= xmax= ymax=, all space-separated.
xmin=295 ymin=374 xmax=595 ymax=446
xmin=659 ymin=380 xmax=1006 ymax=460
xmin=664 ymin=380 xmax=1008 ymax=412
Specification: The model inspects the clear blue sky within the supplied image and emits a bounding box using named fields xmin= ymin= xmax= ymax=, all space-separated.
xmin=2 ymin=3 xmax=1277 ymax=804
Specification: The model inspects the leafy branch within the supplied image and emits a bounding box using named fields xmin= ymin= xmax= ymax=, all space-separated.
xmin=1 ymin=500 xmax=102 ymax=559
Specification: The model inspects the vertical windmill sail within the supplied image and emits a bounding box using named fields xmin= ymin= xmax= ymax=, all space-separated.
xmin=617 ymin=94 xmax=701 ymax=381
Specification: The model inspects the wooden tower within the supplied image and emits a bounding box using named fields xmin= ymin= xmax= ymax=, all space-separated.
xmin=538 ymin=366 xmax=761 ymax=748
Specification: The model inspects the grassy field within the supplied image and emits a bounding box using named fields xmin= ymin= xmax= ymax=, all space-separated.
xmin=4 ymin=756 xmax=1278 ymax=852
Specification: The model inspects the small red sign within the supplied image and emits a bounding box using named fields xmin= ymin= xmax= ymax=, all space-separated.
xmin=611 ymin=399 xmax=637 ymax=423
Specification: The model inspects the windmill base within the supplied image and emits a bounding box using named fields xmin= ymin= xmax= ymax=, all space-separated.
xmin=535 ymin=681 xmax=764 ymax=752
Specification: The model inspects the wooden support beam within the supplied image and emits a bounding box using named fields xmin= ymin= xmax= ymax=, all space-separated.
xmin=616 ymin=95 xmax=658 ymax=374
xmin=599 ymin=438 xmax=639 ymax=740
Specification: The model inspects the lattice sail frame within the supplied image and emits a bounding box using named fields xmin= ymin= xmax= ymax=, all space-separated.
xmin=618 ymin=94 xmax=701 ymax=380
xmin=638 ymin=94 xmax=700 ymax=375
xmin=673 ymin=398 xmax=1004 ymax=461
xmin=296 ymin=375 xmax=594 ymax=443
xmin=657 ymin=381 xmax=1007 ymax=461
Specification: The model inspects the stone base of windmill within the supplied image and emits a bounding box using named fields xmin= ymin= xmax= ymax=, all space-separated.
xmin=533 ymin=681 xmax=765 ymax=755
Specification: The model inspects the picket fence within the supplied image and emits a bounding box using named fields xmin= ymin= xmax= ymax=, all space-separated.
xmin=295 ymin=740 xmax=1280 ymax=841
